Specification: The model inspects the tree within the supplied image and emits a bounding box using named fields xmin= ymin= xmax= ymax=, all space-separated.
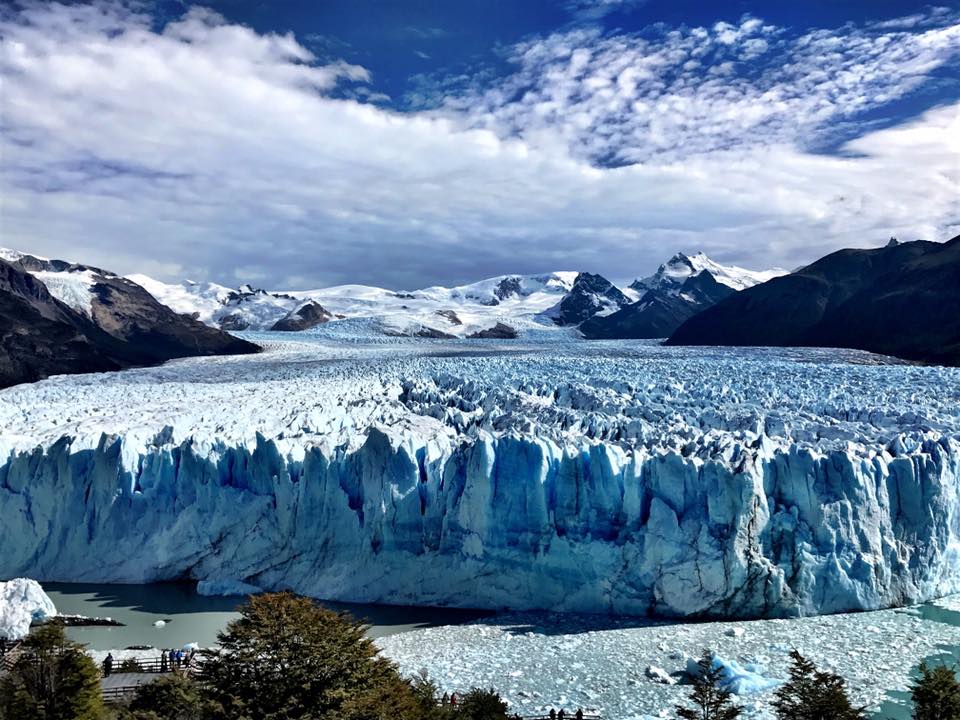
xmin=123 ymin=673 xmax=216 ymax=719
xmin=772 ymin=650 xmax=866 ymax=720
xmin=0 ymin=623 xmax=103 ymax=720
xmin=407 ymin=671 xmax=455 ymax=720
xmin=199 ymin=592 xmax=421 ymax=720
xmin=676 ymin=650 xmax=742 ymax=720
xmin=910 ymin=662 xmax=960 ymax=720
xmin=455 ymin=688 xmax=510 ymax=720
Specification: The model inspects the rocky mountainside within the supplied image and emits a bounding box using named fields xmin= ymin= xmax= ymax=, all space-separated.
xmin=0 ymin=250 xmax=259 ymax=388
xmin=667 ymin=235 xmax=960 ymax=365
xmin=581 ymin=252 xmax=784 ymax=339
xmin=543 ymin=272 xmax=629 ymax=325
xmin=0 ymin=259 xmax=126 ymax=387
xmin=270 ymin=300 xmax=333 ymax=331
xmin=581 ymin=271 xmax=737 ymax=339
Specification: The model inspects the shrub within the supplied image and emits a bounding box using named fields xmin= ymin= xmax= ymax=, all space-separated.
xmin=117 ymin=658 xmax=144 ymax=674
xmin=0 ymin=624 xmax=103 ymax=720
xmin=675 ymin=649 xmax=742 ymax=720
xmin=126 ymin=673 xmax=214 ymax=718
xmin=772 ymin=650 xmax=866 ymax=720
xmin=910 ymin=662 xmax=960 ymax=720
xmin=199 ymin=591 xmax=422 ymax=720
xmin=455 ymin=688 xmax=510 ymax=719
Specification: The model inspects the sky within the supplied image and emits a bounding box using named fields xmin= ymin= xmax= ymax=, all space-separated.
xmin=1 ymin=0 xmax=958 ymax=290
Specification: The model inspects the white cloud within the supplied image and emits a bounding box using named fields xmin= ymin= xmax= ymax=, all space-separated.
xmin=0 ymin=2 xmax=957 ymax=290
xmin=440 ymin=13 xmax=960 ymax=165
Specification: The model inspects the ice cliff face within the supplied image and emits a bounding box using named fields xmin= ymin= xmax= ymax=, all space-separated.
xmin=1 ymin=335 xmax=958 ymax=619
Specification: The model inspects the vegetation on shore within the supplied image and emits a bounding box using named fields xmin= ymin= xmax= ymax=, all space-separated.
xmin=1 ymin=593 xmax=957 ymax=720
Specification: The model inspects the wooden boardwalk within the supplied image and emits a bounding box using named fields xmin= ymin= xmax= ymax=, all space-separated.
xmin=0 ymin=641 xmax=23 ymax=675
xmin=101 ymin=672 xmax=163 ymax=702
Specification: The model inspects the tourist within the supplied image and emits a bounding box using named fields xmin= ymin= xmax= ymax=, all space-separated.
xmin=168 ymin=648 xmax=176 ymax=669
xmin=549 ymin=710 xmax=556 ymax=720
xmin=576 ymin=710 xmax=584 ymax=720
xmin=558 ymin=710 xmax=566 ymax=720
xmin=450 ymin=692 xmax=457 ymax=706
xmin=175 ymin=648 xmax=183 ymax=668
xmin=103 ymin=652 xmax=113 ymax=677
xmin=160 ymin=650 xmax=168 ymax=672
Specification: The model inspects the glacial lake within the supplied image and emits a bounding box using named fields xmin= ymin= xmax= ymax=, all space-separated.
xmin=39 ymin=583 xmax=960 ymax=719
xmin=874 ymin=602 xmax=960 ymax=720
xmin=44 ymin=582 xmax=493 ymax=650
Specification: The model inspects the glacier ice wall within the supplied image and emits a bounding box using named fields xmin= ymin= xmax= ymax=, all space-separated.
xmin=1 ymin=422 xmax=958 ymax=618
xmin=1 ymin=338 xmax=959 ymax=619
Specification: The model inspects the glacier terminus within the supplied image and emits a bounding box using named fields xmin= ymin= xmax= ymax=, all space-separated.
xmin=1 ymin=327 xmax=958 ymax=620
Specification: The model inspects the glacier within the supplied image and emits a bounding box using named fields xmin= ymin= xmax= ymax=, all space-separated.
xmin=1 ymin=331 xmax=958 ymax=619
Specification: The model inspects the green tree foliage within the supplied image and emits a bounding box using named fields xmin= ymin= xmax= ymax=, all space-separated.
xmin=0 ymin=623 xmax=103 ymax=720
xmin=675 ymin=650 xmax=742 ymax=720
xmin=911 ymin=662 xmax=960 ymax=720
xmin=772 ymin=650 xmax=866 ymax=720
xmin=116 ymin=659 xmax=144 ymax=674
xmin=124 ymin=673 xmax=216 ymax=719
xmin=455 ymin=688 xmax=510 ymax=720
xmin=199 ymin=591 xmax=422 ymax=720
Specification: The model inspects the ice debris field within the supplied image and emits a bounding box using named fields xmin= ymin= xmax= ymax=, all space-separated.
xmin=376 ymin=594 xmax=960 ymax=719
xmin=1 ymin=328 xmax=959 ymax=621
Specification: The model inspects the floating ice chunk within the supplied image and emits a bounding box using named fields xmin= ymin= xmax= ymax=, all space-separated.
xmin=153 ymin=620 xmax=166 ymax=627
xmin=0 ymin=578 xmax=57 ymax=639
xmin=645 ymin=665 xmax=677 ymax=684
xmin=686 ymin=653 xmax=781 ymax=695
xmin=725 ymin=627 xmax=746 ymax=638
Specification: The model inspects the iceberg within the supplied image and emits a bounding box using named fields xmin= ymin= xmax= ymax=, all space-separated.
xmin=685 ymin=653 xmax=781 ymax=694
xmin=0 ymin=337 xmax=958 ymax=619
xmin=0 ymin=578 xmax=57 ymax=640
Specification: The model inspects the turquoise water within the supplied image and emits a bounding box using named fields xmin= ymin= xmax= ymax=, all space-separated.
xmin=44 ymin=582 xmax=492 ymax=650
xmin=873 ymin=604 xmax=960 ymax=719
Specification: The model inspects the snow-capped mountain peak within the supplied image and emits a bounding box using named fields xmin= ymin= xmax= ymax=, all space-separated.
xmin=127 ymin=269 xmax=587 ymax=337
xmin=632 ymin=251 xmax=787 ymax=295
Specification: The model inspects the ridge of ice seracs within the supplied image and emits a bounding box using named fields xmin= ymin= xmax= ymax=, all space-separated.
xmin=0 ymin=334 xmax=958 ymax=618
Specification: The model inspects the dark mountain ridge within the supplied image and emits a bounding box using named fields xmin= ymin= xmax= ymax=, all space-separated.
xmin=581 ymin=270 xmax=737 ymax=339
xmin=667 ymin=235 xmax=960 ymax=366
xmin=0 ymin=254 xmax=259 ymax=389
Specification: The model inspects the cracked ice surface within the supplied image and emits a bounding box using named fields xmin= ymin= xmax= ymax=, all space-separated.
xmin=376 ymin=596 xmax=960 ymax=719
xmin=1 ymin=331 xmax=959 ymax=618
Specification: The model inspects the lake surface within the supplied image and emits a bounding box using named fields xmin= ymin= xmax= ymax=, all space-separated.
xmin=44 ymin=582 xmax=493 ymax=650
xmin=873 ymin=602 xmax=960 ymax=719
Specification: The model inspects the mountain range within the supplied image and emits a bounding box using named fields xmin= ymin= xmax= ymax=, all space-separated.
xmin=127 ymin=252 xmax=782 ymax=340
xmin=2 ymin=236 xmax=956 ymax=388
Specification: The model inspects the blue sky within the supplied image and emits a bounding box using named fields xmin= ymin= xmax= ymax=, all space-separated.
xmin=1 ymin=0 xmax=958 ymax=288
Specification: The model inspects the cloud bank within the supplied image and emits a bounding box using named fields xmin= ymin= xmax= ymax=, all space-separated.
xmin=1 ymin=1 xmax=958 ymax=289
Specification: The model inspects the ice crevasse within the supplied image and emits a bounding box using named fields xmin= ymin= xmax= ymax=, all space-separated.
xmin=1 ymin=418 xmax=958 ymax=619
